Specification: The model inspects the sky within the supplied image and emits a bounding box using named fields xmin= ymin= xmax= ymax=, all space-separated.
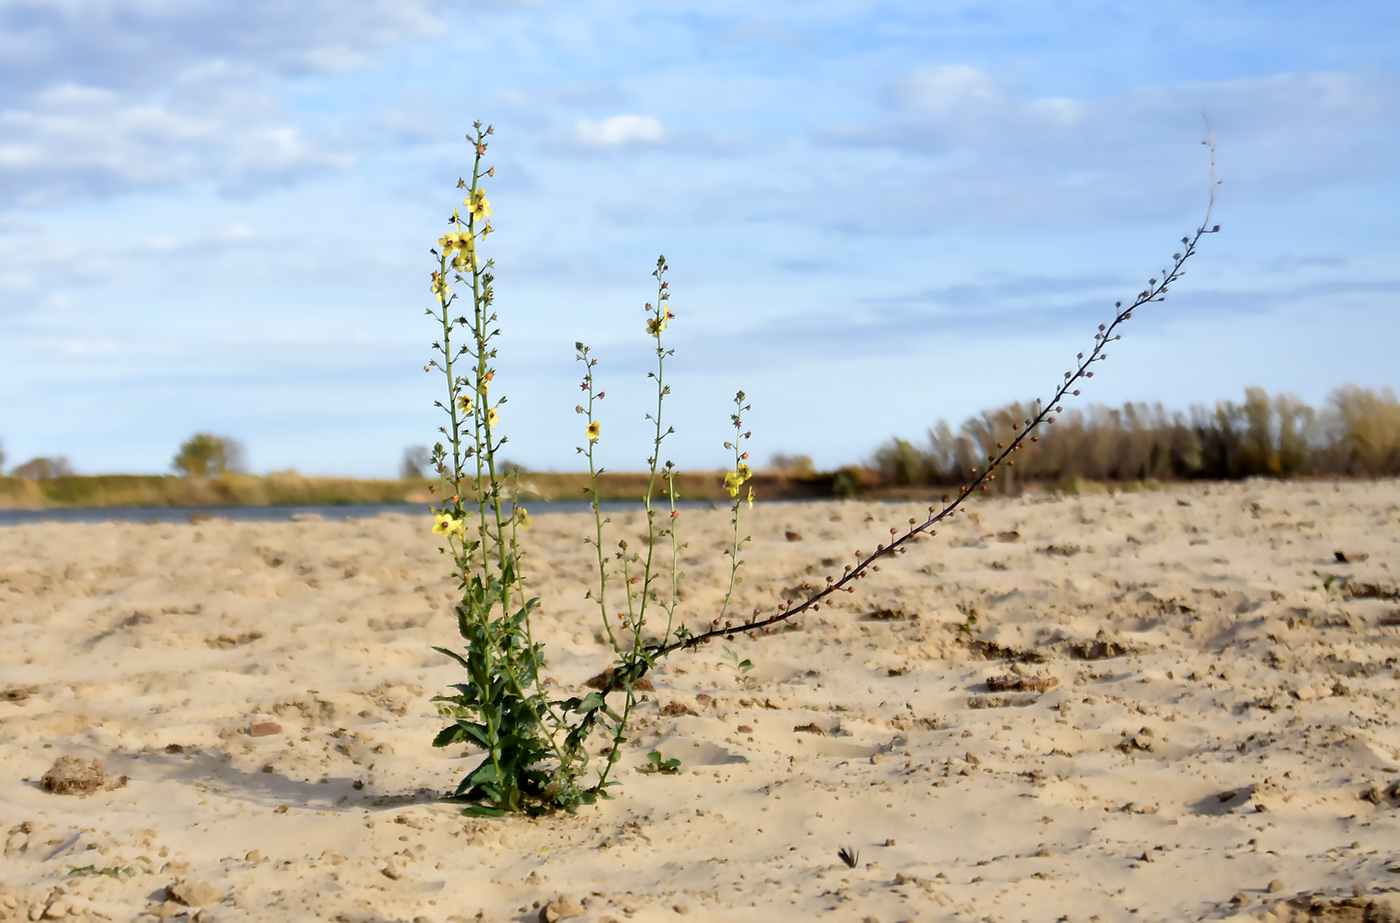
xmin=0 ymin=1 xmax=1396 ymax=478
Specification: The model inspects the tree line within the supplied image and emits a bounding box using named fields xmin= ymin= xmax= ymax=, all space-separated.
xmin=869 ymin=385 xmax=1400 ymax=491
xmin=4 ymin=388 xmax=1399 ymax=488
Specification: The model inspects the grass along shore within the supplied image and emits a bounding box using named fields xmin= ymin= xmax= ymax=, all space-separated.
xmin=0 ymin=470 xmax=845 ymax=510
xmin=4 ymin=467 xmax=1390 ymax=510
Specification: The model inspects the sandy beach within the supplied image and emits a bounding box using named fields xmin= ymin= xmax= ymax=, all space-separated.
xmin=2 ymin=480 xmax=1398 ymax=922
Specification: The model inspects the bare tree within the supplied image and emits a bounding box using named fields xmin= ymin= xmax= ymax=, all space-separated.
xmin=400 ymin=445 xmax=431 ymax=479
xmin=12 ymin=456 xmax=74 ymax=479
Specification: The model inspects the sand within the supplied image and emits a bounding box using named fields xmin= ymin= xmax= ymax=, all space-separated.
xmin=2 ymin=480 xmax=1399 ymax=922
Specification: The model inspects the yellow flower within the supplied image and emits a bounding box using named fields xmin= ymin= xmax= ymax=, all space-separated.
xmin=586 ymin=420 xmax=601 ymax=442
xmin=737 ymin=462 xmax=752 ymax=482
xmin=430 ymin=271 xmax=450 ymax=304
xmin=747 ymin=485 xmax=754 ymax=509
xmin=456 ymin=395 xmax=474 ymax=414
xmin=432 ymin=512 xmax=464 ymax=537
xmin=723 ymin=470 xmax=742 ymax=497
xmin=487 ymin=407 xmax=500 ymax=427
xmin=438 ymin=231 xmax=477 ymax=272
xmin=515 ymin=507 xmax=531 ymax=531
xmin=465 ymin=189 xmax=492 ymax=223
xmin=646 ymin=310 xmax=669 ymax=337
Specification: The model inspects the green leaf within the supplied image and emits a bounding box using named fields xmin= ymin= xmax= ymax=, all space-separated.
xmin=470 ymin=761 xmax=502 ymax=786
xmin=456 ymin=721 xmax=492 ymax=748
xmin=640 ymin=750 xmax=682 ymax=775
xmin=433 ymin=645 xmax=471 ymax=670
xmin=432 ymin=726 xmax=465 ymax=748
xmin=574 ymin=692 xmax=606 ymax=712
xmin=460 ymin=804 xmax=507 ymax=818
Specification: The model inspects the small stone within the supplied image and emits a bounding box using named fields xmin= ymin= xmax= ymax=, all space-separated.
xmin=167 ymin=878 xmax=223 ymax=907
xmin=1230 ymin=892 xmax=1248 ymax=905
xmin=245 ymin=850 xmax=261 ymax=863
xmin=41 ymin=756 xmax=125 ymax=797
xmin=583 ymin=669 xmax=654 ymax=692
xmin=249 ymin=722 xmax=282 ymax=737
xmin=1267 ymin=879 xmax=1285 ymax=893
xmin=539 ymin=896 xmax=585 ymax=922
xmin=784 ymin=530 xmax=803 ymax=542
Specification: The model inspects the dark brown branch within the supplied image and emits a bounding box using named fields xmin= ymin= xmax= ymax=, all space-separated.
xmin=654 ymin=131 xmax=1221 ymax=658
xmin=585 ymin=131 xmax=1221 ymax=706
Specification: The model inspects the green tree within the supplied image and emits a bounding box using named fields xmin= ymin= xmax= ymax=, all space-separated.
xmin=173 ymin=433 xmax=244 ymax=478
xmin=873 ymin=437 xmax=926 ymax=486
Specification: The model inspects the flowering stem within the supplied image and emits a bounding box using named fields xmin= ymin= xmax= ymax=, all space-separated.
xmin=578 ymin=345 xmax=617 ymax=652
xmin=635 ymin=256 xmax=676 ymax=642
xmin=716 ymin=392 xmax=752 ymax=626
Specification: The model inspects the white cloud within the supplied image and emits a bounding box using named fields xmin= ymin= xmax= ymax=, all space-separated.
xmin=0 ymin=79 xmax=359 ymax=206
xmin=573 ymin=114 xmax=665 ymax=147
xmin=816 ymin=67 xmax=1400 ymax=233
xmin=0 ymin=0 xmax=440 ymax=206
xmin=860 ymin=67 xmax=1398 ymax=159
xmin=889 ymin=64 xmax=1000 ymax=115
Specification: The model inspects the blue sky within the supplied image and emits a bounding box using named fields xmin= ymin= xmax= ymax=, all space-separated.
xmin=1 ymin=1 xmax=1396 ymax=477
